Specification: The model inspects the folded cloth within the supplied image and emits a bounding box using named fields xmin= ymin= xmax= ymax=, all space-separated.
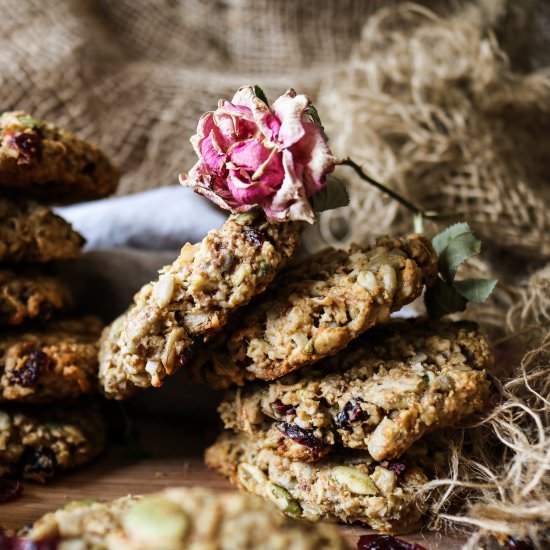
xmin=56 ymin=185 xmax=226 ymax=250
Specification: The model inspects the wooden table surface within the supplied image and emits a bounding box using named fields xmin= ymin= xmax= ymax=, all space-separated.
xmin=1 ymin=414 xmax=463 ymax=549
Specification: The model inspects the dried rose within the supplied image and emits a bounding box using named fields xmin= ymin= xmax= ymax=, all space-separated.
xmin=180 ymin=85 xmax=336 ymax=223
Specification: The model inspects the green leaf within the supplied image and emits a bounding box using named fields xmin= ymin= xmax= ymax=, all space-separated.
xmin=304 ymin=105 xmax=327 ymax=139
xmin=253 ymin=85 xmax=269 ymax=106
xmin=438 ymin=232 xmax=481 ymax=281
xmin=431 ymin=222 xmax=471 ymax=255
xmin=311 ymin=176 xmax=349 ymax=212
xmin=425 ymin=278 xmax=467 ymax=318
xmin=232 ymin=210 xmax=258 ymax=224
xmin=454 ymin=278 xmax=497 ymax=303
xmin=16 ymin=114 xmax=39 ymax=128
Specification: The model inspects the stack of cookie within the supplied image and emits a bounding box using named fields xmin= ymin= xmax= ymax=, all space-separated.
xmin=0 ymin=111 xmax=119 ymax=482
xmin=191 ymin=235 xmax=494 ymax=534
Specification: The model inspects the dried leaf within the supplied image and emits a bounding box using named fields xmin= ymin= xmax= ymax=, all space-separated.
xmin=425 ymin=278 xmax=467 ymax=318
xmin=431 ymin=222 xmax=471 ymax=255
xmin=311 ymin=176 xmax=349 ymax=213
xmin=253 ymin=85 xmax=269 ymax=106
xmin=438 ymin=232 xmax=481 ymax=281
xmin=454 ymin=278 xmax=498 ymax=303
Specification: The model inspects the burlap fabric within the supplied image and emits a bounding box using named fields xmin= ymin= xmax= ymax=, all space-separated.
xmin=2 ymin=0 xmax=548 ymax=261
xmin=0 ymin=0 xmax=391 ymax=196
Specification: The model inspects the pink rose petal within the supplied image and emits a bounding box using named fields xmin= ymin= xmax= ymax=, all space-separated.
xmin=200 ymin=132 xmax=226 ymax=175
xmin=182 ymin=86 xmax=334 ymax=223
xmin=271 ymin=89 xmax=308 ymax=148
xmin=290 ymin=121 xmax=336 ymax=196
xmin=227 ymin=170 xmax=274 ymax=204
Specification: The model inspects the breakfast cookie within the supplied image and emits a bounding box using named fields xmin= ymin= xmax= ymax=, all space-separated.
xmin=218 ymin=320 xmax=493 ymax=462
xmin=206 ymin=431 xmax=427 ymax=534
xmin=23 ymin=487 xmax=348 ymax=549
xmin=190 ymin=233 xmax=438 ymax=389
xmin=0 ymin=269 xmax=73 ymax=326
xmin=0 ymin=403 xmax=105 ymax=482
xmin=0 ymin=316 xmax=103 ymax=403
xmin=99 ymin=211 xmax=302 ymax=399
xmin=0 ymin=198 xmax=84 ymax=263
xmin=0 ymin=111 xmax=119 ymax=202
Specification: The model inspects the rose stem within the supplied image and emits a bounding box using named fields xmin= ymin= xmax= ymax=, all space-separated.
xmin=340 ymin=157 xmax=461 ymax=232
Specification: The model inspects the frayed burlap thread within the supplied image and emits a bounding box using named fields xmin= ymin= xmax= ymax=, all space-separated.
xmin=417 ymin=264 xmax=550 ymax=548
xmin=318 ymin=2 xmax=550 ymax=260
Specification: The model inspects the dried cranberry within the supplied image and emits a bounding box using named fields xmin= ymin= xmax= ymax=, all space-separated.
xmin=81 ymin=161 xmax=96 ymax=175
xmin=276 ymin=422 xmax=322 ymax=449
xmin=272 ymin=399 xmax=296 ymax=417
xmin=387 ymin=462 xmax=407 ymax=476
xmin=505 ymin=537 xmax=534 ymax=550
xmin=13 ymin=131 xmax=43 ymax=164
xmin=0 ymin=479 xmax=22 ymax=503
xmin=337 ymin=399 xmax=367 ymax=430
xmin=357 ymin=534 xmax=427 ymax=550
xmin=8 ymin=350 xmax=52 ymax=387
xmin=20 ymin=448 xmax=57 ymax=482
xmin=243 ymin=227 xmax=265 ymax=246
xmin=176 ymin=337 xmax=201 ymax=367
xmin=0 ymin=531 xmax=59 ymax=550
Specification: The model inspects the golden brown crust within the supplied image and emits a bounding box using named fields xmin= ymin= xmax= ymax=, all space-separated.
xmin=99 ymin=212 xmax=302 ymax=399
xmin=25 ymin=487 xmax=348 ymax=549
xmin=0 ymin=198 xmax=84 ymax=263
xmin=218 ymin=319 xmax=493 ymax=462
xmin=206 ymin=431 xmax=428 ymax=534
xmin=0 ymin=317 xmax=103 ymax=403
xmin=0 ymin=403 xmax=105 ymax=482
xmin=0 ymin=111 xmax=119 ymax=202
xmin=191 ymin=234 xmax=438 ymax=388
xmin=0 ymin=269 xmax=73 ymax=326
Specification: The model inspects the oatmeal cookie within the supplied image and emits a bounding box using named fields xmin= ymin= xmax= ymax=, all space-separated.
xmin=0 ymin=111 xmax=119 ymax=202
xmin=99 ymin=211 xmax=302 ymax=399
xmin=219 ymin=320 xmax=493 ymax=462
xmin=0 ymin=403 xmax=105 ymax=482
xmin=0 ymin=269 xmax=73 ymax=326
xmin=191 ymin=233 xmax=438 ymax=388
xmin=23 ymin=487 xmax=348 ymax=549
xmin=0 ymin=316 xmax=103 ymax=403
xmin=0 ymin=198 xmax=84 ymax=263
xmin=206 ymin=431 xmax=427 ymax=534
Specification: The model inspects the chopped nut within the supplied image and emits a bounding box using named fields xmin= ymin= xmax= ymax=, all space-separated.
xmin=267 ymin=482 xmax=302 ymax=517
xmin=179 ymin=242 xmax=196 ymax=263
xmin=145 ymin=359 xmax=162 ymax=379
xmin=379 ymin=265 xmax=397 ymax=294
xmin=122 ymin=497 xmax=188 ymax=546
xmin=370 ymin=466 xmax=397 ymax=496
xmin=153 ymin=274 xmax=175 ymax=308
xmin=331 ymin=466 xmax=379 ymax=495
xmin=238 ymin=463 xmax=267 ymax=491
xmin=357 ymin=271 xmax=379 ymax=294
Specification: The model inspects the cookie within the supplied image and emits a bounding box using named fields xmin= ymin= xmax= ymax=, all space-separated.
xmin=99 ymin=211 xmax=302 ymax=399
xmin=0 ymin=269 xmax=73 ymax=326
xmin=206 ymin=431 xmax=427 ymax=534
xmin=0 ymin=403 xmax=105 ymax=482
xmin=0 ymin=198 xmax=84 ymax=263
xmin=190 ymin=233 xmax=438 ymax=389
xmin=0 ymin=111 xmax=119 ymax=202
xmin=23 ymin=487 xmax=348 ymax=549
xmin=0 ymin=316 xmax=103 ymax=403
xmin=219 ymin=320 xmax=493 ymax=462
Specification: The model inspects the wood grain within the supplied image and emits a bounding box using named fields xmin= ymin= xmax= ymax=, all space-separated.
xmin=1 ymin=415 xmax=464 ymax=548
